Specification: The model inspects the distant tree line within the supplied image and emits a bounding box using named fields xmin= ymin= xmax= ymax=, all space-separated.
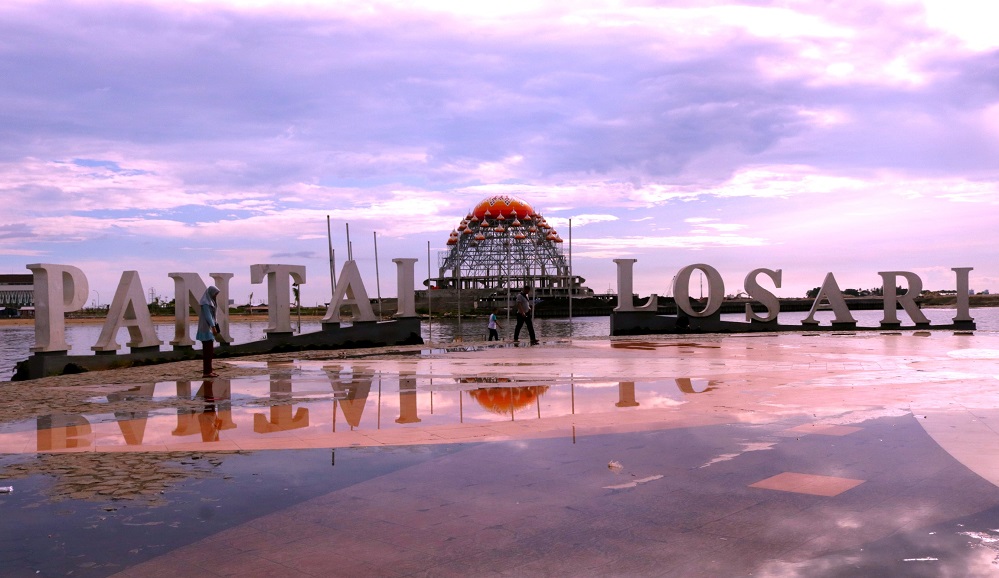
xmin=805 ymin=286 xmax=905 ymax=299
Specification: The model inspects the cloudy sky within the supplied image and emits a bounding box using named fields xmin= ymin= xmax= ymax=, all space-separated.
xmin=2 ymin=0 xmax=997 ymax=307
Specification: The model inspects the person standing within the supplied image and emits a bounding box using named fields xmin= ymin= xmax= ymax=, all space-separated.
xmin=514 ymin=286 xmax=538 ymax=345
xmin=487 ymin=307 xmax=502 ymax=341
xmin=197 ymin=286 xmax=222 ymax=377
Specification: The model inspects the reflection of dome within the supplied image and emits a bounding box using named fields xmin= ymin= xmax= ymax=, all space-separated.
xmin=471 ymin=195 xmax=535 ymax=220
xmin=467 ymin=386 xmax=550 ymax=414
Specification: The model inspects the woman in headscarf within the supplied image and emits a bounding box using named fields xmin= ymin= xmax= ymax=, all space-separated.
xmin=196 ymin=286 xmax=221 ymax=377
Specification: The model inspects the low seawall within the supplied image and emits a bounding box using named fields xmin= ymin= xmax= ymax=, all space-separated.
xmin=14 ymin=318 xmax=423 ymax=381
xmin=532 ymin=296 xmax=906 ymax=318
xmin=610 ymin=310 xmax=976 ymax=336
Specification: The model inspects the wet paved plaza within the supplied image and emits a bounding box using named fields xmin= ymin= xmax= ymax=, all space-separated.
xmin=3 ymin=331 xmax=999 ymax=576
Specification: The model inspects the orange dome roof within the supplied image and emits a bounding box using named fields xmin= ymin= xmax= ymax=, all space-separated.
xmin=472 ymin=195 xmax=535 ymax=220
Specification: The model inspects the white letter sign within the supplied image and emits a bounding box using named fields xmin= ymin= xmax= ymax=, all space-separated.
xmin=803 ymin=272 xmax=855 ymax=325
xmin=168 ymin=272 xmax=234 ymax=347
xmin=879 ymin=271 xmax=930 ymax=326
xmin=251 ymin=264 xmax=306 ymax=334
xmin=27 ymin=263 xmax=89 ymax=352
xmin=323 ymin=260 xmax=376 ymax=324
xmin=744 ymin=268 xmax=782 ymax=323
xmin=93 ymin=271 xmax=163 ymax=352
xmin=673 ymin=264 xmax=724 ymax=318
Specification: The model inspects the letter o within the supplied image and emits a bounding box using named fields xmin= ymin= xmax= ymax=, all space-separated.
xmin=673 ymin=264 xmax=724 ymax=318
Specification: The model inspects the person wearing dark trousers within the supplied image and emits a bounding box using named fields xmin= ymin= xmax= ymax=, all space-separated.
xmin=487 ymin=307 xmax=502 ymax=341
xmin=197 ymin=286 xmax=222 ymax=377
xmin=514 ymin=286 xmax=538 ymax=345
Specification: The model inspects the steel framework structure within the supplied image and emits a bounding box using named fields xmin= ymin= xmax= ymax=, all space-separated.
xmin=430 ymin=196 xmax=586 ymax=296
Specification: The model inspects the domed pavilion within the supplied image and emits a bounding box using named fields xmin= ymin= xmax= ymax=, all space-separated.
xmin=429 ymin=195 xmax=588 ymax=298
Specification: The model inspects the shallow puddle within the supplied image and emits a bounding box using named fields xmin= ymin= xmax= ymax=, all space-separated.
xmin=0 ymin=362 xmax=721 ymax=453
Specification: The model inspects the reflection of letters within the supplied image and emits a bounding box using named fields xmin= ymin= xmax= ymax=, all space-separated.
xmin=107 ymin=384 xmax=155 ymax=445
xmin=676 ymin=378 xmax=712 ymax=394
xmin=396 ymin=372 xmax=421 ymax=424
xmin=37 ymin=414 xmax=92 ymax=451
xmin=254 ymin=363 xmax=309 ymax=433
xmin=325 ymin=365 xmax=372 ymax=428
xmin=173 ymin=380 xmax=200 ymax=437
xmin=173 ymin=379 xmax=235 ymax=439
xmin=616 ymin=382 xmax=640 ymax=408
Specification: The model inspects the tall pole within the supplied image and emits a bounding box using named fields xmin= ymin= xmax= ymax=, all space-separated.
xmin=327 ymin=215 xmax=336 ymax=296
xmin=373 ymin=231 xmax=383 ymax=319
xmin=427 ymin=241 xmax=432 ymax=343
xmin=505 ymin=228 xmax=511 ymax=333
xmin=457 ymin=264 xmax=462 ymax=342
xmin=345 ymin=223 xmax=352 ymax=261
xmin=568 ymin=218 xmax=573 ymax=338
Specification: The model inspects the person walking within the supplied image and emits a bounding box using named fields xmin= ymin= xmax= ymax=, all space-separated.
xmin=487 ymin=307 xmax=502 ymax=341
xmin=514 ymin=286 xmax=538 ymax=345
xmin=197 ymin=286 xmax=222 ymax=377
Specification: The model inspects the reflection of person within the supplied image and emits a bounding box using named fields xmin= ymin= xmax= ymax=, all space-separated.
xmin=514 ymin=286 xmax=538 ymax=345
xmin=197 ymin=286 xmax=222 ymax=377
xmin=196 ymin=380 xmax=223 ymax=442
xmin=487 ymin=308 xmax=502 ymax=341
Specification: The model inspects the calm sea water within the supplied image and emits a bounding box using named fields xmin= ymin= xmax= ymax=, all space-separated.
xmin=2 ymin=308 xmax=997 ymax=381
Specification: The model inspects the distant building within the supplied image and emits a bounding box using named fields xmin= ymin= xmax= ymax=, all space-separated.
xmin=0 ymin=274 xmax=33 ymax=308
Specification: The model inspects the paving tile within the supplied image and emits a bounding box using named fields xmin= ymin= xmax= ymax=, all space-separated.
xmin=749 ymin=472 xmax=865 ymax=497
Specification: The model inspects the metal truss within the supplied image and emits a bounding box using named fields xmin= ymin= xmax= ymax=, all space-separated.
xmin=431 ymin=211 xmax=584 ymax=295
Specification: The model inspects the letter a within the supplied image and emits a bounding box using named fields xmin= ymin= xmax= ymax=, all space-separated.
xmin=323 ymin=261 xmax=376 ymax=323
